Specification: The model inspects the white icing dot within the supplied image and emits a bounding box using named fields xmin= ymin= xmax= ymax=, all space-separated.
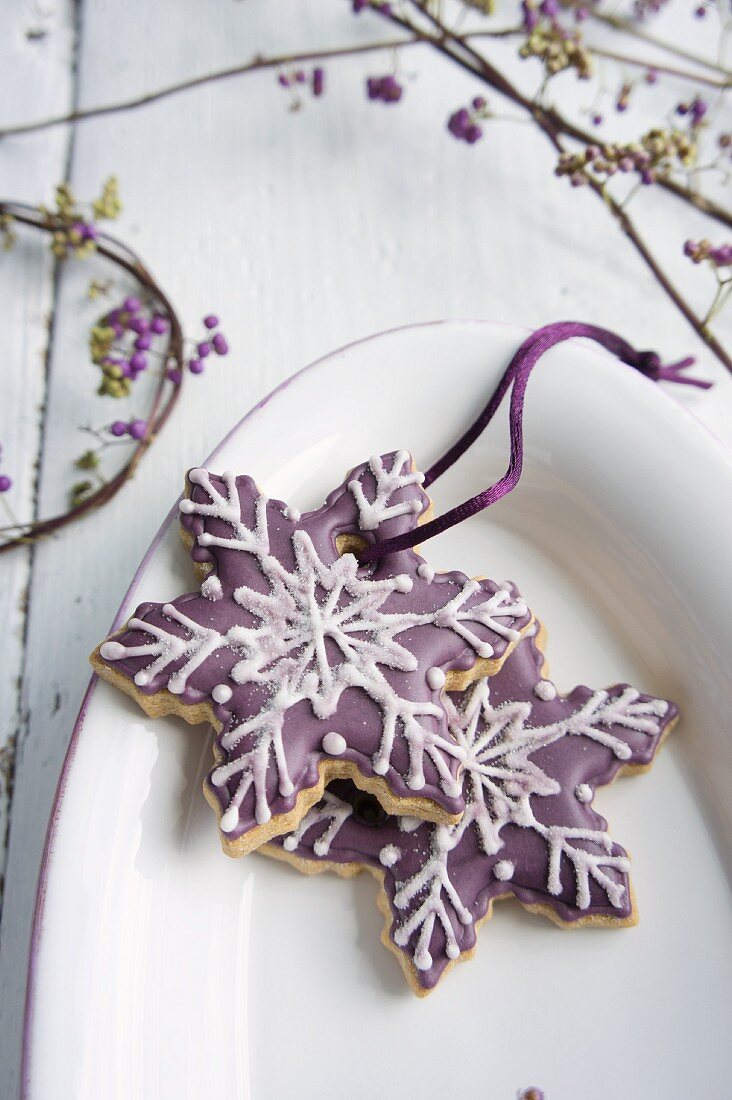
xmin=134 ymin=671 xmax=150 ymax=686
xmin=399 ymin=815 xmax=422 ymax=833
xmin=476 ymin=641 xmax=495 ymax=659
xmin=168 ymin=676 xmax=185 ymax=695
xmin=322 ymin=731 xmax=347 ymax=756
xmin=417 ymin=563 xmax=435 ymax=583
xmin=534 ymin=679 xmax=557 ymax=702
xmin=615 ymin=744 xmax=633 ymax=761
xmin=211 ymin=768 xmax=226 ymax=787
xmin=198 ymin=533 xmax=213 ymax=547
xmin=372 ymin=759 xmax=389 ymax=776
xmin=407 ymin=774 xmax=425 ymax=791
xmin=415 ymin=949 xmax=432 ymax=971
xmin=212 ymin=684 xmax=233 ymax=705
xmin=493 ymin=860 xmax=515 ymax=881
xmin=178 ymin=498 xmax=195 ymax=514
xmin=283 ymin=836 xmax=297 ymax=852
xmin=575 ymin=783 xmax=593 ymax=803
xmin=285 ymin=506 xmax=301 ymax=522
xmin=100 ymin=641 xmax=125 ymax=660
xmin=394 ymin=574 xmax=413 ymax=593
xmin=220 ymin=806 xmax=239 ymax=833
xmin=410 ymin=500 xmax=422 ymax=514
xmin=201 ymin=575 xmax=223 ymax=601
xmin=445 ymin=942 xmax=460 ymax=959
xmin=188 ymin=468 xmax=206 ymax=485
xmin=379 ymin=844 xmax=402 ymax=867
xmin=426 ymin=666 xmax=446 ymax=691
xmin=162 ymin=603 xmax=176 ymax=617
xmin=255 ymin=803 xmax=272 ymax=825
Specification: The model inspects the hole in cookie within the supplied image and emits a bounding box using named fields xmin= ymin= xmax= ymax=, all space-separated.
xmin=335 ymin=532 xmax=369 ymax=558
xmin=352 ymin=790 xmax=388 ymax=828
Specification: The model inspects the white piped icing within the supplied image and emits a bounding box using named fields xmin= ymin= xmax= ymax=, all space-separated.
xmin=201 ymin=575 xmax=223 ymax=601
xmin=426 ymin=667 xmax=446 ymax=691
xmin=348 ymin=451 xmax=424 ymax=531
xmin=379 ymin=844 xmax=401 ymax=867
xmin=322 ymin=731 xmax=347 ymax=756
xmin=534 ymin=679 xmax=557 ymax=701
xmin=212 ymin=683 xmax=233 ymax=704
xmin=285 ymin=677 xmax=673 ymax=982
xmin=100 ymin=640 xmax=126 ymax=660
xmin=575 ymin=783 xmax=593 ymax=803
xmin=100 ymin=460 xmax=531 ymax=834
xmin=493 ymin=859 xmax=515 ymax=881
xmin=417 ymin=563 xmax=435 ymax=583
xmin=285 ymin=506 xmax=301 ymax=522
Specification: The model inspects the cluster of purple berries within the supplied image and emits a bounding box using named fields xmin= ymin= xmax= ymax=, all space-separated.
xmin=278 ymin=67 xmax=325 ymax=98
xmin=109 ymin=418 xmax=148 ymax=441
xmin=0 ymin=445 xmax=11 ymax=494
xmin=447 ymin=98 xmax=487 ymax=145
xmin=166 ymin=314 xmax=229 ymax=384
xmin=95 ymin=295 xmax=169 ymax=396
xmin=366 ymin=74 xmax=403 ymax=104
xmin=684 ymin=239 xmax=732 ymax=268
xmin=676 ymin=97 xmax=708 ymax=126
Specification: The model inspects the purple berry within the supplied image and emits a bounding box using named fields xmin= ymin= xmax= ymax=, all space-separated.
xmin=110 ymin=420 xmax=127 ymax=437
xmin=312 ymin=67 xmax=324 ymax=97
xmin=166 ymin=367 xmax=182 ymax=385
xmin=212 ymin=333 xmax=229 ymax=355
xmin=197 ymin=341 xmax=211 ymax=358
xmin=129 ymin=316 xmax=149 ymax=336
xmin=472 ymin=96 xmax=487 ymax=110
xmin=367 ymin=77 xmax=381 ymax=100
xmin=645 ymin=68 xmax=658 ymax=84
xmin=278 ymin=74 xmax=291 ymax=88
xmin=134 ymin=334 xmax=152 ymax=351
xmin=295 ymin=70 xmax=306 ymax=84
xmin=203 ymin=314 xmax=219 ymax=330
xmin=540 ymin=0 xmax=558 ymax=15
xmin=0 ymin=475 xmax=12 ymax=493
xmin=465 ymin=123 xmax=483 ymax=145
xmin=151 ymin=315 xmax=168 ymax=335
xmin=127 ymin=419 xmax=147 ymax=441
xmin=188 ymin=358 xmax=205 ymax=375
xmin=592 ymin=113 xmax=603 ymax=126
xmin=448 ymin=108 xmax=470 ymax=139
xmin=352 ymin=0 xmax=367 ymax=11
xmin=112 ymin=322 xmax=124 ymax=339
xmin=129 ymin=352 xmax=148 ymax=372
xmin=123 ymin=296 xmax=141 ymax=313
xmin=575 ymin=5 xmax=588 ymax=18
xmin=695 ymin=4 xmax=706 ymax=14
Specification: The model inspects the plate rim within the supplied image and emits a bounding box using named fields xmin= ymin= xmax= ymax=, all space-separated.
xmin=19 ymin=317 xmax=732 ymax=1095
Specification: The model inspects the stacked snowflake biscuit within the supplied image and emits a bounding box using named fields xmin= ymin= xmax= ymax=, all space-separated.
xmin=92 ymin=451 xmax=677 ymax=995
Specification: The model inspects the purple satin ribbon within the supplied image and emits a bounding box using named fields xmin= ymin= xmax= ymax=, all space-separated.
xmin=359 ymin=321 xmax=711 ymax=564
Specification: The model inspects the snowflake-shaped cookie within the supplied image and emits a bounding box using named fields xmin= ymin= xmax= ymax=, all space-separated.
xmin=92 ymin=451 xmax=532 ymax=854
xmin=270 ymin=625 xmax=677 ymax=994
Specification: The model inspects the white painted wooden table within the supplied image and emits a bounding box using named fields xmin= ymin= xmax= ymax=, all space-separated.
xmin=1 ymin=1 xmax=730 ymax=1095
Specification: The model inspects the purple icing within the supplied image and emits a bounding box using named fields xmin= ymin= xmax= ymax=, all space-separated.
xmin=273 ymin=628 xmax=677 ymax=993
xmin=95 ymin=451 xmax=532 ymax=847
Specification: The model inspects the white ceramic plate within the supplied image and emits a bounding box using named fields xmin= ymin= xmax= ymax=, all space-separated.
xmin=23 ymin=322 xmax=732 ymax=1100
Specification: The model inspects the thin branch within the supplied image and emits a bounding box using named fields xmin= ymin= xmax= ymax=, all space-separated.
xmin=0 ymin=203 xmax=185 ymax=551
xmin=586 ymin=8 xmax=732 ymax=77
xmin=398 ymin=1 xmax=731 ymax=374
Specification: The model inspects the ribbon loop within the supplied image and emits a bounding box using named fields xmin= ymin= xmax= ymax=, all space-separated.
xmin=359 ymin=321 xmax=711 ymax=565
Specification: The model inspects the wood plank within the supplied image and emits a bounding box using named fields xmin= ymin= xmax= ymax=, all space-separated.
xmin=0 ymin=1 xmax=77 ymax=1094
xmin=1 ymin=0 xmax=730 ymax=1094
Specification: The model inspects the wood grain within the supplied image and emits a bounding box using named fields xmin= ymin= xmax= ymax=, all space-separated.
xmin=0 ymin=1 xmax=730 ymax=1095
